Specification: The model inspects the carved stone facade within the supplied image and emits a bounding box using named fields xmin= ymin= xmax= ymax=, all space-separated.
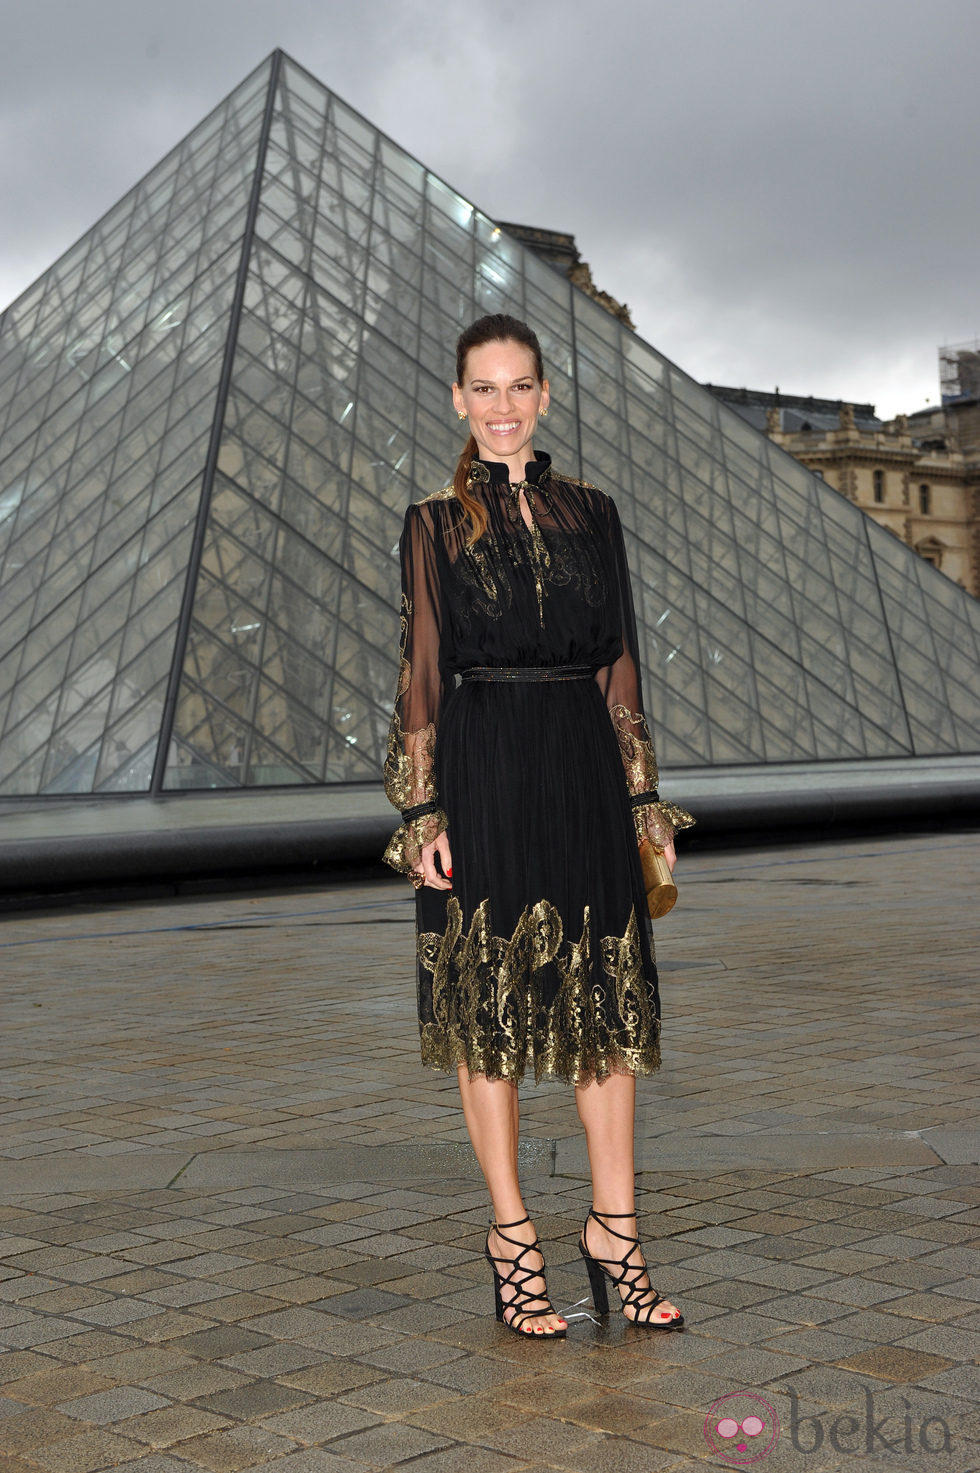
xmin=708 ymin=386 xmax=980 ymax=597
xmin=497 ymin=223 xmax=636 ymax=329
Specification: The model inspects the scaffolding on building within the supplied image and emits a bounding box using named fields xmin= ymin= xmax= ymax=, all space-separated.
xmin=940 ymin=339 xmax=980 ymax=403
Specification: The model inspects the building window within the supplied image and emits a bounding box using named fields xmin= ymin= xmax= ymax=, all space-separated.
xmin=916 ymin=538 xmax=943 ymax=571
xmin=919 ymin=483 xmax=931 ymax=514
xmin=873 ymin=469 xmax=885 ymax=503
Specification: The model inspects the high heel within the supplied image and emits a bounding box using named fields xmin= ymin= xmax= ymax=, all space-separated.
xmin=579 ymin=1208 xmax=684 ymax=1329
xmin=484 ymin=1215 xmax=567 ymax=1338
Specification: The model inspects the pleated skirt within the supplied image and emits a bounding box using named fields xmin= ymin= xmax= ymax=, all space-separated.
xmin=414 ymin=676 xmax=662 ymax=1084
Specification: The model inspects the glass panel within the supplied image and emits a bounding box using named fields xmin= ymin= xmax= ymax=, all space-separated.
xmin=3 ymin=49 xmax=980 ymax=802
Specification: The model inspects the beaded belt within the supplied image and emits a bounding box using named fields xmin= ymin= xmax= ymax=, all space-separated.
xmin=460 ymin=664 xmax=595 ymax=682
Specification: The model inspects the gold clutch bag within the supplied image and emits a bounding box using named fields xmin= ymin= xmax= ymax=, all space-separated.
xmin=639 ymin=839 xmax=678 ymax=919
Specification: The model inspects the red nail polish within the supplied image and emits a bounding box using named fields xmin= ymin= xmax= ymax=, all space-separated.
xmin=446 ymin=867 xmax=453 ymax=876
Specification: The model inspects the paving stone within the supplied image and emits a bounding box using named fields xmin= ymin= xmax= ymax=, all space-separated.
xmin=765 ymin=1363 xmax=874 ymax=1407
xmin=113 ymin=1405 xmax=231 ymax=1449
xmin=109 ymin=1458 xmax=209 ymax=1473
xmin=419 ymin=1356 xmax=534 ymax=1395
xmin=917 ymin=1364 xmax=980 ymax=1399
xmin=762 ymin=1327 xmax=877 ymax=1362
xmin=28 ymin=1332 xmax=126 ymax=1364
xmin=126 ymin=1312 xmax=217 ymax=1343
xmin=141 ymin=1367 xmax=251 ymax=1402
xmin=547 ymin=1392 xmax=658 ymax=1436
xmin=693 ymin=1344 xmax=812 ymax=1385
xmin=0 ymin=1319 xmax=82 ymax=1350
xmin=175 ymin=1422 xmax=298 ymax=1472
xmin=219 ymin=1347 xmax=324 ymax=1379
xmin=881 ymin=1291 xmax=980 ymax=1322
xmin=894 ymin=1324 xmax=980 ymax=1360
xmin=338 ymin=1375 xmax=462 ymax=1414
xmin=196 ymin=1380 xmax=315 ymax=1419
xmin=385 ymin=1447 xmax=523 ymax=1473
xmin=253 ymin=1452 xmax=373 ymax=1473
xmin=0 ymin=1368 xmax=114 ymax=1407
xmin=632 ymin=1408 xmax=716 ymax=1459
xmin=276 ymin=1363 xmax=387 ymax=1398
xmin=260 ymin=1400 xmax=382 ymax=1443
xmin=58 ymin=1387 xmax=170 ymax=1424
xmin=691 ymin=1309 xmax=797 ymax=1344
xmin=167 ymin=1328 xmax=271 ymax=1359
xmin=71 ymin=1299 xmax=165 ymax=1327
xmin=28 ymin=1428 xmax=145 ymax=1471
xmin=0 ymin=1408 xmax=81 ymax=1454
xmin=486 ymin=1413 xmax=606 ymax=1459
xmin=1 ymin=839 xmax=979 ymax=1471
xmin=613 ymin=1367 xmax=731 ymax=1414
xmin=85 ymin=1348 xmax=193 ymax=1381
xmin=15 ymin=1287 xmax=108 ymax=1315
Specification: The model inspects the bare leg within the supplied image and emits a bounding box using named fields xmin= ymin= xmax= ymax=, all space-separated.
xmin=574 ymin=1071 xmax=681 ymax=1323
xmin=456 ymin=1067 xmax=566 ymax=1335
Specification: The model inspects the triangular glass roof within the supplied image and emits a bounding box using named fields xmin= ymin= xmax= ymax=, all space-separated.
xmin=0 ymin=50 xmax=978 ymax=795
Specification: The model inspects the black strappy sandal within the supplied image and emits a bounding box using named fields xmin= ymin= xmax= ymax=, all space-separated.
xmin=484 ymin=1215 xmax=567 ymax=1338
xmin=579 ymin=1208 xmax=684 ymax=1329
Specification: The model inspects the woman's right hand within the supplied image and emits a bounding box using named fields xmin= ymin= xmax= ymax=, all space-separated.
xmin=413 ymin=830 xmax=453 ymax=890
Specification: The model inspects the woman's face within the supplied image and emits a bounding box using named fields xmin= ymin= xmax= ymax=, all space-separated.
xmin=452 ymin=339 xmax=550 ymax=468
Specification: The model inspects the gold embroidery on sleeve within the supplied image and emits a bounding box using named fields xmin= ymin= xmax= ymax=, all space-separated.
xmin=382 ymin=592 xmax=448 ymax=877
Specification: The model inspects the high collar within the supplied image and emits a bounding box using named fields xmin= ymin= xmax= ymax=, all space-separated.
xmin=471 ymin=450 xmax=552 ymax=486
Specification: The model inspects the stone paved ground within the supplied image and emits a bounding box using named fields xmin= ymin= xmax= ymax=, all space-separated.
xmin=0 ymin=830 xmax=978 ymax=1473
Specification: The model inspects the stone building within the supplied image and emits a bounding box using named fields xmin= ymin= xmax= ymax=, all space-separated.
xmin=496 ymin=223 xmax=636 ymax=329
xmin=708 ymin=385 xmax=980 ymax=597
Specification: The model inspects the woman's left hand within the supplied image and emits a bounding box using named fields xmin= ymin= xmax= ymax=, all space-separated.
xmin=663 ymin=839 xmax=677 ymax=873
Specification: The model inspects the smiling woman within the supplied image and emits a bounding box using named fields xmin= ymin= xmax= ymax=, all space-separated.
xmin=383 ymin=312 xmax=694 ymax=1340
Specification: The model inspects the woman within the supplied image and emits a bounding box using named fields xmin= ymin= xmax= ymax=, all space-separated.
xmin=383 ymin=314 xmax=694 ymax=1338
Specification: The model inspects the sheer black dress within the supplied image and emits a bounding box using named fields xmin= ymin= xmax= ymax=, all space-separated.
xmin=383 ymin=452 xmax=693 ymax=1085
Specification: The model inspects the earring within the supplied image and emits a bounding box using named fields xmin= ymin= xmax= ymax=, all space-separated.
xmin=540 ymin=407 xmax=549 ymax=418
xmin=457 ymin=411 xmax=467 ymax=421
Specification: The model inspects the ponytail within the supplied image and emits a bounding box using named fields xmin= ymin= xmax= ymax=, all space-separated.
xmin=452 ymin=434 xmax=488 ymax=547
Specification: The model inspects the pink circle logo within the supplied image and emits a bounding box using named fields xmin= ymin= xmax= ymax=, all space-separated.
xmin=704 ymin=1392 xmax=780 ymax=1464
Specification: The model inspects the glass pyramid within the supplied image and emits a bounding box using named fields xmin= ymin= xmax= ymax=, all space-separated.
xmin=1 ymin=51 xmax=978 ymax=797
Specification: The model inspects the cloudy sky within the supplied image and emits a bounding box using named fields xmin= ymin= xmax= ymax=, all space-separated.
xmin=2 ymin=0 xmax=978 ymax=418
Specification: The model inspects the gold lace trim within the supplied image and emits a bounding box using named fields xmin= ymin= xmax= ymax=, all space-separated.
xmin=609 ymin=703 xmax=694 ymax=850
xmin=549 ymin=469 xmax=599 ymax=491
xmin=504 ymin=478 xmax=552 ymax=627
xmin=417 ymin=895 xmax=661 ymax=1085
xmin=383 ymin=592 xmax=446 ymax=876
xmin=383 ymin=807 xmax=449 ymax=877
xmin=632 ymin=800 xmax=696 ymax=851
xmin=609 ymin=702 xmax=660 ymax=794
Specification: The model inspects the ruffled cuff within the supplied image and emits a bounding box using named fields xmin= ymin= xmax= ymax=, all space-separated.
xmin=382 ymin=807 xmax=449 ymax=881
xmin=631 ymin=798 xmax=695 ymax=852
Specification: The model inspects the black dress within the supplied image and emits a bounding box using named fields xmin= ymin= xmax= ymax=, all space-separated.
xmin=383 ymin=453 xmax=693 ymax=1085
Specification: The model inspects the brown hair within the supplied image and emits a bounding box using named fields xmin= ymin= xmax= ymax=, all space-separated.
xmin=452 ymin=315 xmax=545 ymax=546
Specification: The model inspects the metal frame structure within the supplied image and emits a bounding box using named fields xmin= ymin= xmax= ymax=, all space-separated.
xmin=0 ymin=50 xmax=978 ymax=802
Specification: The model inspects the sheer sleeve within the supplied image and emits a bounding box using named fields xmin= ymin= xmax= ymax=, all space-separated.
xmin=382 ymin=502 xmax=450 ymax=881
xmin=594 ymin=495 xmax=695 ymax=852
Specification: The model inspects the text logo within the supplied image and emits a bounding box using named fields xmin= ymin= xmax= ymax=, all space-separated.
xmin=788 ymin=1388 xmax=952 ymax=1455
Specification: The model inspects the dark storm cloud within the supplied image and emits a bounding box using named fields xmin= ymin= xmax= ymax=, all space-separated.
xmin=2 ymin=0 xmax=978 ymax=416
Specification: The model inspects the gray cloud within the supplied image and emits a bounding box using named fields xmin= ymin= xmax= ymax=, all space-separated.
xmin=2 ymin=0 xmax=978 ymax=417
